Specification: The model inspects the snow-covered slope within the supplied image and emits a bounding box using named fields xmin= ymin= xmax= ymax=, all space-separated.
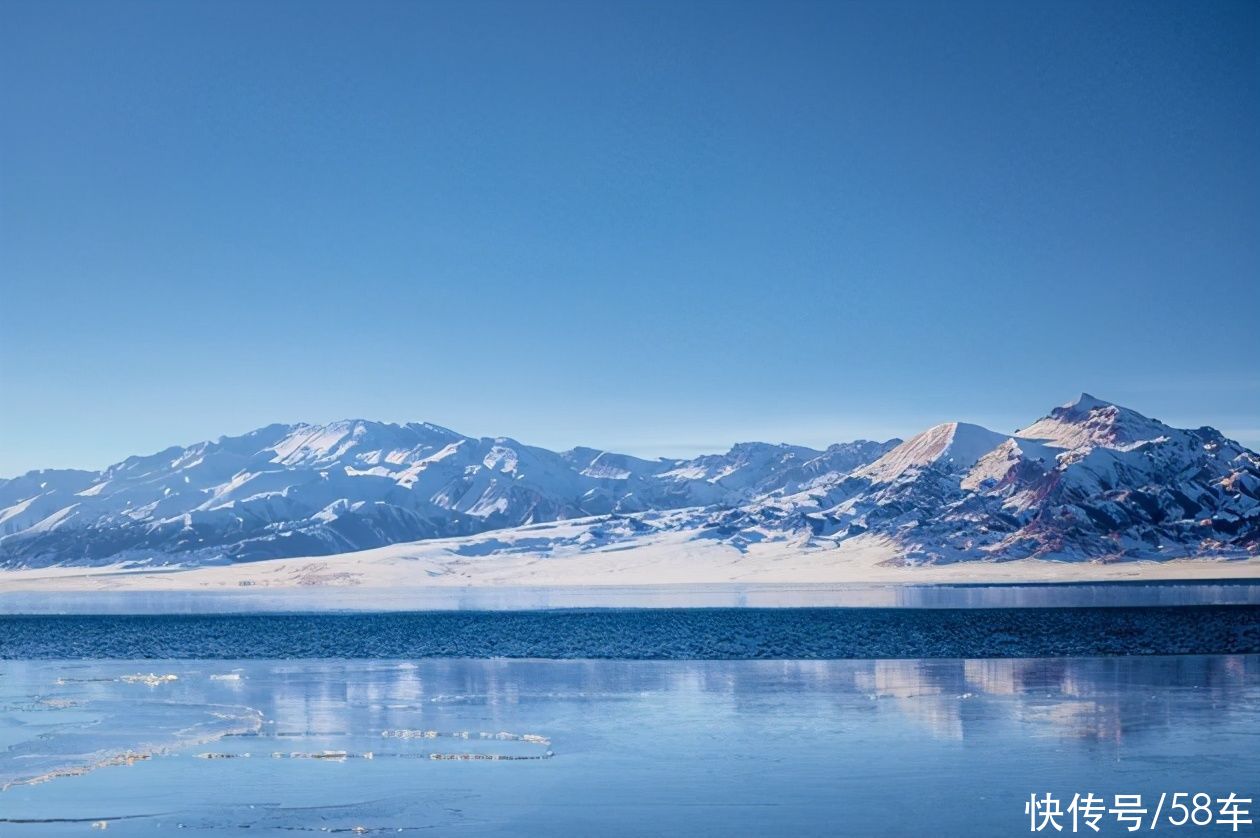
xmin=2 ymin=395 xmax=1255 ymax=569
xmin=0 ymin=421 xmax=896 ymax=567
xmin=762 ymin=394 xmax=1259 ymax=562
xmin=853 ymin=422 xmax=1011 ymax=484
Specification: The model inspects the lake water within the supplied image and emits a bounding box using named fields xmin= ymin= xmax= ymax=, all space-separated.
xmin=4 ymin=607 xmax=1259 ymax=659
xmin=3 ymin=580 xmax=1259 ymax=614
xmin=2 ymin=655 xmax=1257 ymax=835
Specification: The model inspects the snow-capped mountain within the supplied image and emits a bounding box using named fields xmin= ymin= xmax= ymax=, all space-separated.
xmin=733 ymin=394 xmax=1259 ymax=562
xmin=1 ymin=395 xmax=1255 ymax=569
xmin=0 ymin=421 xmax=896 ymax=567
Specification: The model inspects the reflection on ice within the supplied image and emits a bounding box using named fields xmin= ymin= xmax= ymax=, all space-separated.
xmin=1 ymin=656 xmax=1257 ymax=834
xmin=845 ymin=656 xmax=1257 ymax=742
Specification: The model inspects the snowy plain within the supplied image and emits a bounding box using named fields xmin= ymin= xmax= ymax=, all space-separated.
xmin=2 ymin=523 xmax=1258 ymax=588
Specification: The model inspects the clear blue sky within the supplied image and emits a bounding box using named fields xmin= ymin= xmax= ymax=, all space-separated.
xmin=2 ymin=0 xmax=1258 ymax=476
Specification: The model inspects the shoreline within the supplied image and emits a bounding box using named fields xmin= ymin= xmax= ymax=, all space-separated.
xmin=3 ymin=535 xmax=1259 ymax=612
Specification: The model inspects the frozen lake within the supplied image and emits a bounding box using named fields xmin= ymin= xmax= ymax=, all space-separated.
xmin=2 ymin=655 xmax=1258 ymax=835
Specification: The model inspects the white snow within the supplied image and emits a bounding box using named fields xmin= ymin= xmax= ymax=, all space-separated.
xmin=1018 ymin=392 xmax=1171 ymax=456
xmin=1 ymin=395 xmax=1255 ymax=571
xmin=856 ymin=423 xmax=1011 ymax=483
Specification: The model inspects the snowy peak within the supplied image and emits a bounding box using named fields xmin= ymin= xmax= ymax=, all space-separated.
xmin=1017 ymin=393 xmax=1172 ymax=456
xmin=663 ymin=442 xmax=817 ymax=481
xmin=266 ymin=420 xmax=464 ymax=468
xmin=0 ymin=469 xmax=98 ymax=506
xmin=855 ymin=422 xmax=1010 ymax=484
xmin=819 ymin=395 xmax=1259 ymax=562
xmin=1064 ymin=392 xmax=1113 ymax=413
xmin=560 ymin=447 xmax=663 ymax=481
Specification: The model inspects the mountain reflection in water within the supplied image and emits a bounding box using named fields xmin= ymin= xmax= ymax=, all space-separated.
xmin=1 ymin=656 xmax=1256 ymax=835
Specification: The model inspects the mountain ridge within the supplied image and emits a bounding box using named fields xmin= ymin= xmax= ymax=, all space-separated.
xmin=0 ymin=420 xmax=899 ymax=566
xmin=1 ymin=395 xmax=1256 ymax=568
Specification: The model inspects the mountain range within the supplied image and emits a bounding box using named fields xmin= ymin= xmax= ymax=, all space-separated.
xmin=1 ymin=394 xmax=1256 ymax=568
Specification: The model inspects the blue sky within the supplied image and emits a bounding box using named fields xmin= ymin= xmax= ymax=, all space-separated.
xmin=2 ymin=0 xmax=1258 ymax=475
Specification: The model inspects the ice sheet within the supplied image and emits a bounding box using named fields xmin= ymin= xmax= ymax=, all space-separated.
xmin=1 ymin=656 xmax=1257 ymax=835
